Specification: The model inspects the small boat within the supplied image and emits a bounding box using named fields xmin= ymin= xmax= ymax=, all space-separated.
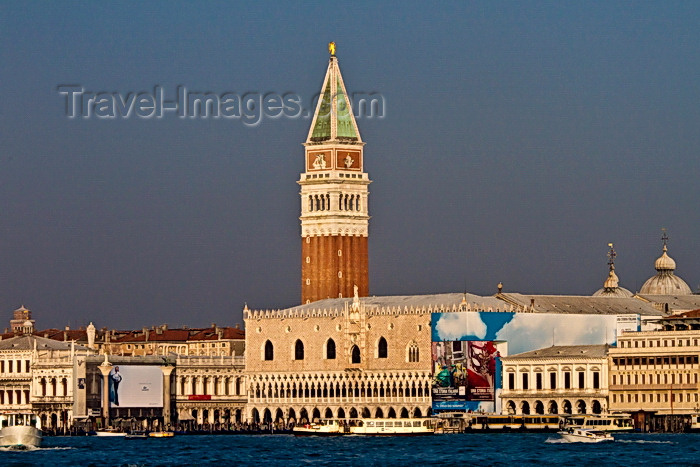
xmin=561 ymin=414 xmax=633 ymax=432
xmin=0 ymin=412 xmax=42 ymax=449
xmin=125 ymin=430 xmax=149 ymax=439
xmin=293 ymin=418 xmax=436 ymax=436
xmin=557 ymin=428 xmax=614 ymax=443
xmin=349 ymin=418 xmax=436 ymax=436
xmin=292 ymin=419 xmax=345 ymax=436
xmin=94 ymin=428 xmax=127 ymax=437
xmin=148 ymin=431 xmax=175 ymax=438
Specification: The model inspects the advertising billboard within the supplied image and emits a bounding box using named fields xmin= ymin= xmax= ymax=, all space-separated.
xmin=430 ymin=310 xmax=655 ymax=412
xmin=106 ymin=365 xmax=163 ymax=408
xmin=432 ymin=340 xmax=503 ymax=412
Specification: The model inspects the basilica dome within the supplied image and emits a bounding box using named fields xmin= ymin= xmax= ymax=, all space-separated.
xmin=593 ymin=268 xmax=634 ymax=297
xmin=639 ymin=244 xmax=692 ymax=295
xmin=593 ymin=244 xmax=633 ymax=298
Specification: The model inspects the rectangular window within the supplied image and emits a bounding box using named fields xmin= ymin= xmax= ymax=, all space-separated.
xmin=550 ymin=372 xmax=556 ymax=389
xmin=25 ymin=360 xmax=30 ymax=373
xmin=8 ymin=360 xmax=12 ymax=373
xmin=578 ymin=372 xmax=585 ymax=389
xmin=508 ymin=373 xmax=515 ymax=390
xmin=564 ymin=372 xmax=571 ymax=389
xmin=522 ymin=373 xmax=529 ymax=390
xmin=593 ymin=372 xmax=600 ymax=389
xmin=536 ymin=373 xmax=542 ymax=390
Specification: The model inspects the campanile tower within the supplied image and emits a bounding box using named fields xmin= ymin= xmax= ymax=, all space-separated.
xmin=299 ymin=43 xmax=370 ymax=304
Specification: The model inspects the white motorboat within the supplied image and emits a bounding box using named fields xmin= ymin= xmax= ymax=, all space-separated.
xmin=561 ymin=414 xmax=633 ymax=432
xmin=94 ymin=428 xmax=127 ymax=437
xmin=0 ymin=412 xmax=42 ymax=449
xmin=293 ymin=419 xmax=345 ymax=436
xmin=558 ymin=428 xmax=614 ymax=443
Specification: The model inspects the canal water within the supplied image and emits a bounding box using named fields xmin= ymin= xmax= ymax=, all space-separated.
xmin=2 ymin=432 xmax=696 ymax=466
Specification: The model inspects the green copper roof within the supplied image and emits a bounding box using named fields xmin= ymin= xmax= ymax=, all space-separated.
xmin=308 ymin=56 xmax=360 ymax=143
xmin=311 ymin=81 xmax=332 ymax=140
xmin=335 ymin=81 xmax=357 ymax=139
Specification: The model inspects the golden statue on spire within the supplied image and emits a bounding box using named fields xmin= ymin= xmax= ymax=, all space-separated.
xmin=328 ymin=41 xmax=336 ymax=56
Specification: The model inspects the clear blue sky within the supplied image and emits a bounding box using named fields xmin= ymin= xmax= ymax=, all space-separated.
xmin=1 ymin=1 xmax=699 ymax=329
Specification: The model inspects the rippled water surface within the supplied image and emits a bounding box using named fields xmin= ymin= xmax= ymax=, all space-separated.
xmin=3 ymin=433 xmax=698 ymax=466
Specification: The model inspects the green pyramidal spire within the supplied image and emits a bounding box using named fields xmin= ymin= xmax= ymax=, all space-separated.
xmin=307 ymin=45 xmax=361 ymax=143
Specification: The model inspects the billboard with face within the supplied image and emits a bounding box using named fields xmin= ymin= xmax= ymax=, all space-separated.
xmin=107 ymin=365 xmax=163 ymax=408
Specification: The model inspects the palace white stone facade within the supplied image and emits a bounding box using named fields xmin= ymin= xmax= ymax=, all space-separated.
xmin=0 ymin=332 xmax=92 ymax=433
xmin=500 ymin=345 xmax=610 ymax=416
xmin=244 ymin=293 xmax=433 ymax=424
xmin=173 ymin=355 xmax=247 ymax=426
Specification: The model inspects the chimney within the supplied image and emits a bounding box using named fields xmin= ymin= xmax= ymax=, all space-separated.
xmin=143 ymin=327 xmax=149 ymax=342
xmin=235 ymin=323 xmax=240 ymax=329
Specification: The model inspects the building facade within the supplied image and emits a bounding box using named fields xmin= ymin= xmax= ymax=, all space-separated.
xmin=0 ymin=330 xmax=91 ymax=433
xmin=500 ymin=345 xmax=610 ymax=416
xmin=244 ymin=293 xmax=433 ymax=425
xmin=609 ymin=311 xmax=700 ymax=417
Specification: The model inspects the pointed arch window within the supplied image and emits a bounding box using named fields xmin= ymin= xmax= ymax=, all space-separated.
xmin=378 ymin=337 xmax=388 ymax=359
xmin=264 ymin=340 xmax=274 ymax=361
xmin=351 ymin=345 xmax=361 ymax=364
xmin=408 ymin=342 xmax=419 ymax=362
xmin=295 ymin=339 xmax=305 ymax=360
xmin=326 ymin=339 xmax=336 ymax=360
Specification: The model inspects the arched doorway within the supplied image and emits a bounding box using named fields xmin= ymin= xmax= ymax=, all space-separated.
xmin=400 ymin=408 xmax=409 ymax=418
xmin=534 ymin=401 xmax=544 ymax=415
xmin=362 ymin=407 xmax=371 ymax=418
xmin=520 ymin=401 xmax=530 ymax=415
xmin=413 ymin=408 xmax=422 ymax=418
xmin=275 ymin=408 xmax=284 ymax=422
xmin=592 ymin=400 xmax=602 ymax=414
xmin=387 ymin=408 xmax=396 ymax=418
xmin=324 ymin=408 xmax=333 ymax=418
xmin=349 ymin=407 xmax=358 ymax=418
xmin=506 ymin=400 xmax=516 ymax=415
xmin=263 ymin=409 xmax=272 ymax=423
xmin=299 ymin=408 xmax=309 ymax=424
xmin=312 ymin=408 xmax=321 ymax=421
xmin=547 ymin=400 xmax=558 ymax=414
xmin=562 ymin=400 xmax=572 ymax=414
xmin=337 ymin=408 xmax=346 ymax=419
xmin=375 ymin=408 xmax=384 ymax=418
xmin=576 ymin=400 xmax=587 ymax=414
